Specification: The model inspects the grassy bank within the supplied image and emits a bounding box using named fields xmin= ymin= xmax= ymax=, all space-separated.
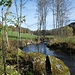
xmin=47 ymin=36 xmax=75 ymax=53
xmin=50 ymin=36 xmax=75 ymax=44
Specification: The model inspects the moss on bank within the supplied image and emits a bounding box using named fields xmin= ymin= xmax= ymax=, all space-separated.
xmin=0 ymin=48 xmax=70 ymax=75
xmin=18 ymin=49 xmax=70 ymax=75
xmin=18 ymin=49 xmax=46 ymax=75
xmin=49 ymin=55 xmax=70 ymax=75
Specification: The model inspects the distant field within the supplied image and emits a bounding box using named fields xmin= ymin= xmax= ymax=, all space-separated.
xmin=8 ymin=31 xmax=36 ymax=40
xmin=0 ymin=31 xmax=37 ymax=40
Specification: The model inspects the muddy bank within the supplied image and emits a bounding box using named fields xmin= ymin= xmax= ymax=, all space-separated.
xmin=47 ymin=42 xmax=75 ymax=53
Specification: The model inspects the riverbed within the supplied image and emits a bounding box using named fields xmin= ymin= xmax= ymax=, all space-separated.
xmin=23 ymin=42 xmax=75 ymax=75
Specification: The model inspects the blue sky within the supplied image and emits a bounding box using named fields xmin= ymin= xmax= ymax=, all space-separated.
xmin=22 ymin=0 xmax=75 ymax=31
xmin=23 ymin=0 xmax=54 ymax=30
xmin=0 ymin=0 xmax=75 ymax=31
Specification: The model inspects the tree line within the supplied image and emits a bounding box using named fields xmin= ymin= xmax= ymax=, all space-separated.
xmin=37 ymin=0 xmax=73 ymax=37
xmin=33 ymin=25 xmax=73 ymax=37
xmin=0 ymin=24 xmax=31 ymax=33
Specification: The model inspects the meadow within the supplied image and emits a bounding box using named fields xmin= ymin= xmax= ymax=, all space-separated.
xmin=0 ymin=30 xmax=36 ymax=40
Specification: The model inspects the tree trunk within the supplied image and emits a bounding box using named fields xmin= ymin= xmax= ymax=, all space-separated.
xmin=2 ymin=8 xmax=6 ymax=75
xmin=14 ymin=0 xmax=19 ymax=72
xmin=6 ymin=32 xmax=9 ymax=47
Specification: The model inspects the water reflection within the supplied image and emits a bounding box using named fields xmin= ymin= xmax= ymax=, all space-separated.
xmin=23 ymin=43 xmax=54 ymax=55
xmin=23 ymin=43 xmax=75 ymax=75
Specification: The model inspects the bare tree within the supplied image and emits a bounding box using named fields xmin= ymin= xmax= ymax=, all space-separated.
xmin=14 ymin=0 xmax=27 ymax=46
xmin=37 ymin=0 xmax=49 ymax=39
xmin=50 ymin=0 xmax=56 ymax=35
xmin=14 ymin=0 xmax=19 ymax=72
xmin=14 ymin=0 xmax=27 ymax=72
xmin=37 ymin=0 xmax=43 ymax=38
xmin=50 ymin=0 xmax=72 ymax=37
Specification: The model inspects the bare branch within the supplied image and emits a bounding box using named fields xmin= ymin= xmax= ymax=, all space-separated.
xmin=23 ymin=0 xmax=28 ymax=6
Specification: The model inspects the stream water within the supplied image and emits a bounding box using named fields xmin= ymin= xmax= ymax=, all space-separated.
xmin=23 ymin=42 xmax=75 ymax=75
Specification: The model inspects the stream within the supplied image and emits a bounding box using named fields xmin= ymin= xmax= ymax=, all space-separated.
xmin=23 ymin=42 xmax=75 ymax=75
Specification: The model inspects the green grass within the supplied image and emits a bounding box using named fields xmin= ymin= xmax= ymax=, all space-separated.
xmin=46 ymin=35 xmax=54 ymax=39
xmin=0 ymin=31 xmax=37 ymax=40
xmin=8 ymin=31 xmax=36 ymax=39
xmin=58 ymin=37 xmax=75 ymax=43
xmin=51 ymin=36 xmax=75 ymax=44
